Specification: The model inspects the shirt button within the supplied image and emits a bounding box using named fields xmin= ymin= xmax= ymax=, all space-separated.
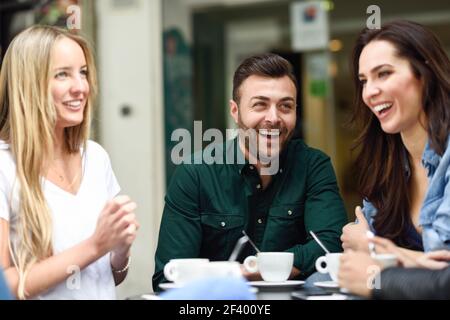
xmin=280 ymin=168 xmax=283 ymax=173
xmin=220 ymin=222 xmax=226 ymax=227
xmin=288 ymin=210 xmax=292 ymax=215
xmin=249 ymin=165 xmax=255 ymax=170
xmin=257 ymin=219 xmax=263 ymax=224
xmin=256 ymin=184 xmax=261 ymax=189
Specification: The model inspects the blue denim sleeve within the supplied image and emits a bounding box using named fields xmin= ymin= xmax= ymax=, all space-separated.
xmin=421 ymin=169 xmax=450 ymax=251
xmin=420 ymin=143 xmax=450 ymax=252
xmin=361 ymin=199 xmax=377 ymax=234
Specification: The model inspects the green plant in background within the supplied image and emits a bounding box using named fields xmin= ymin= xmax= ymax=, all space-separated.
xmin=35 ymin=0 xmax=78 ymax=27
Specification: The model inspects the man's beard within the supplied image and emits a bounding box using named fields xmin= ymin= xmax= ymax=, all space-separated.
xmin=236 ymin=114 xmax=293 ymax=164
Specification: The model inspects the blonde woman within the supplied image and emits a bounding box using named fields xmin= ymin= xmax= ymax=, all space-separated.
xmin=0 ymin=26 xmax=139 ymax=299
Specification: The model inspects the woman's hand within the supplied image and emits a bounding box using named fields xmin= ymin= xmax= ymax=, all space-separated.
xmin=91 ymin=195 xmax=139 ymax=256
xmin=338 ymin=250 xmax=381 ymax=298
xmin=415 ymin=250 xmax=450 ymax=269
xmin=112 ymin=212 xmax=140 ymax=258
xmin=341 ymin=206 xmax=370 ymax=252
xmin=369 ymin=236 xmax=421 ymax=267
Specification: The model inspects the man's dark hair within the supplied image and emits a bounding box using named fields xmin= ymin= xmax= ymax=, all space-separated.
xmin=232 ymin=53 xmax=298 ymax=103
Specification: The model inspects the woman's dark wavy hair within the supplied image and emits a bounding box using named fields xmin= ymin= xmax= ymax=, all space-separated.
xmin=351 ymin=20 xmax=450 ymax=248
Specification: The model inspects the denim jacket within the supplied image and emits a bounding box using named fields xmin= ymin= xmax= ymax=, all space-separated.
xmin=362 ymin=137 xmax=450 ymax=252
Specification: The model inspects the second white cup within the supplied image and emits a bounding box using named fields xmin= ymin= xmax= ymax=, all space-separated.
xmin=315 ymin=253 xmax=342 ymax=282
xmin=243 ymin=252 xmax=294 ymax=282
xmin=163 ymin=258 xmax=210 ymax=284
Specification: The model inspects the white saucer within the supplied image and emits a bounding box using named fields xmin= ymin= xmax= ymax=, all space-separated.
xmin=313 ymin=280 xmax=339 ymax=288
xmin=159 ymin=282 xmax=258 ymax=293
xmin=249 ymin=280 xmax=305 ymax=288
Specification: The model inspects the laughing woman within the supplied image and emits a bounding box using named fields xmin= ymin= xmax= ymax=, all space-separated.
xmin=342 ymin=21 xmax=450 ymax=257
xmin=0 ymin=26 xmax=139 ymax=299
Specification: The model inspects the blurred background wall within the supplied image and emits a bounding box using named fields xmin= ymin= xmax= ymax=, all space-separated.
xmin=1 ymin=0 xmax=450 ymax=299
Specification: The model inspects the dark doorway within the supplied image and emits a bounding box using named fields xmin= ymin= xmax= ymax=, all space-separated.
xmin=272 ymin=50 xmax=304 ymax=140
xmin=191 ymin=2 xmax=304 ymax=138
xmin=0 ymin=0 xmax=36 ymax=64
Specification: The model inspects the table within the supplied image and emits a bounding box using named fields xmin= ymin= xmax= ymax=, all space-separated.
xmin=128 ymin=282 xmax=360 ymax=300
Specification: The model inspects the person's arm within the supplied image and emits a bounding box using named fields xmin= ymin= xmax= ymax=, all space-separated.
xmin=369 ymin=236 xmax=448 ymax=268
xmin=2 ymin=231 xmax=101 ymax=299
xmin=397 ymin=247 xmax=425 ymax=262
xmin=420 ymin=164 xmax=450 ymax=252
xmin=288 ymin=150 xmax=348 ymax=277
xmin=338 ymin=250 xmax=381 ymax=297
xmin=110 ymin=221 xmax=138 ymax=286
xmin=338 ymin=240 xmax=450 ymax=298
xmin=0 ymin=196 xmax=137 ymax=299
xmin=100 ymin=142 xmax=139 ymax=286
xmin=373 ymin=267 xmax=450 ymax=300
xmin=152 ymin=164 xmax=202 ymax=291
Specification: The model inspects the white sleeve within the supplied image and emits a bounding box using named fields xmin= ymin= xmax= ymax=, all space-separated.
xmin=104 ymin=151 xmax=121 ymax=199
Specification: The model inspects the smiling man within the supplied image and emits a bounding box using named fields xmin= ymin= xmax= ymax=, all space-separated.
xmin=153 ymin=53 xmax=347 ymax=291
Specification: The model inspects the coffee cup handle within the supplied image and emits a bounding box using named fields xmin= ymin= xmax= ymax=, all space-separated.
xmin=315 ymin=256 xmax=328 ymax=274
xmin=243 ymin=255 xmax=258 ymax=273
xmin=163 ymin=261 xmax=178 ymax=282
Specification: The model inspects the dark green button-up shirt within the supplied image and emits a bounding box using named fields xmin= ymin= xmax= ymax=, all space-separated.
xmin=153 ymin=138 xmax=347 ymax=291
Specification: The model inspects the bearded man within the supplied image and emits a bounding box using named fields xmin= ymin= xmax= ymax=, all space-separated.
xmin=152 ymin=53 xmax=347 ymax=291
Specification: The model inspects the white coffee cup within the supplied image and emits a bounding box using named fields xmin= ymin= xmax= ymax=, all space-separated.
xmin=243 ymin=252 xmax=294 ymax=282
xmin=315 ymin=253 xmax=342 ymax=282
xmin=163 ymin=258 xmax=210 ymax=284
xmin=203 ymin=261 xmax=242 ymax=278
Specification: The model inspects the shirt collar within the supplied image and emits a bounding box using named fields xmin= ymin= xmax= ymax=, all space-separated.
xmin=420 ymin=136 xmax=448 ymax=175
xmin=226 ymin=137 xmax=288 ymax=176
xmin=225 ymin=138 xmax=248 ymax=173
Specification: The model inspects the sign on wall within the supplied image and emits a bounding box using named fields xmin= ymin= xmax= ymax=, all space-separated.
xmin=290 ymin=1 xmax=329 ymax=51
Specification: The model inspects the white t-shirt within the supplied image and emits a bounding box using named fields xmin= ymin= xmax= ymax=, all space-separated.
xmin=0 ymin=140 xmax=120 ymax=299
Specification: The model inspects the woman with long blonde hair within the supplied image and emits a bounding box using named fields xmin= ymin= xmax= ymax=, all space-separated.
xmin=0 ymin=25 xmax=139 ymax=299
